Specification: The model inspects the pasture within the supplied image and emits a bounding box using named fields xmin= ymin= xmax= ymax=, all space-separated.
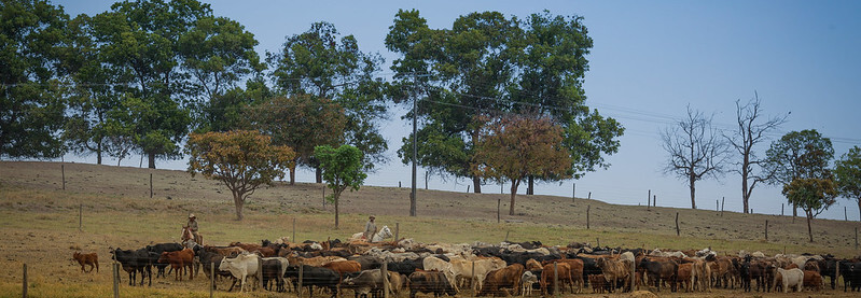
xmin=0 ymin=161 xmax=859 ymax=297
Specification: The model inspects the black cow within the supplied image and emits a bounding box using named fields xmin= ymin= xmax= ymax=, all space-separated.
xmin=145 ymin=243 xmax=183 ymax=278
xmin=284 ymin=265 xmax=339 ymax=298
xmin=409 ymin=270 xmax=457 ymax=298
xmin=111 ymin=248 xmax=154 ymax=286
xmin=846 ymin=262 xmax=861 ymax=292
xmin=739 ymin=260 xmax=752 ymax=292
xmin=349 ymin=255 xmax=383 ymax=270
xmin=388 ymin=261 xmax=420 ymax=276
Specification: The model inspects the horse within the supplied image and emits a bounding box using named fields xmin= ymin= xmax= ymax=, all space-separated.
xmin=348 ymin=225 xmax=393 ymax=242
xmin=180 ymin=226 xmax=203 ymax=247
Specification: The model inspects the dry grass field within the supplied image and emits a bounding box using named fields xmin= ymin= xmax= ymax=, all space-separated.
xmin=1 ymin=160 xmax=860 ymax=297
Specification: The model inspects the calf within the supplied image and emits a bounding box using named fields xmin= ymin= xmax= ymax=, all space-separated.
xmin=588 ymin=274 xmax=609 ymax=294
xmin=676 ymin=263 xmax=693 ymax=292
xmin=73 ymin=252 xmax=99 ymax=273
xmin=803 ymin=270 xmax=822 ymax=292
xmin=540 ymin=262 xmax=573 ymax=295
xmin=157 ymin=248 xmax=195 ymax=281
xmin=521 ymin=270 xmax=539 ymax=296
xmin=261 ymin=257 xmax=289 ymax=292
xmin=409 ymin=270 xmax=458 ymax=298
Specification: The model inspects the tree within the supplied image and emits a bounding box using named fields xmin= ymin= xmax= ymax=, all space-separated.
xmin=248 ymin=95 xmax=347 ymax=185
xmin=511 ymin=11 xmax=623 ymax=194
xmin=91 ymin=0 xmax=211 ymax=168
xmin=185 ymin=130 xmax=294 ymax=220
xmin=783 ymin=177 xmax=837 ymax=242
xmin=763 ymin=129 xmax=834 ymax=218
xmin=0 ymin=0 xmax=70 ymax=159
xmin=178 ymin=15 xmax=263 ymax=132
xmin=725 ymin=93 xmax=786 ymax=213
xmin=834 ymin=146 xmax=861 ymax=221
xmin=269 ymin=22 xmax=388 ymax=182
xmin=315 ymin=144 xmax=367 ymax=229
xmin=662 ymin=106 xmax=729 ymax=209
xmin=474 ymin=113 xmax=571 ymax=215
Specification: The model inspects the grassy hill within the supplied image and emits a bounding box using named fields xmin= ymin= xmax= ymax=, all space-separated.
xmin=1 ymin=160 xmax=859 ymax=297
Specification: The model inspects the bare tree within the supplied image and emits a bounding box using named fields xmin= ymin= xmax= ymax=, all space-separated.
xmin=725 ymin=92 xmax=787 ymax=214
xmin=662 ymin=106 xmax=730 ymax=209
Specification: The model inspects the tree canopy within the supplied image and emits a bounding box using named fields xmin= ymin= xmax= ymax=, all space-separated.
xmin=185 ymin=130 xmax=294 ymax=220
xmin=474 ymin=113 xmax=571 ymax=215
xmin=835 ymin=146 xmax=861 ymax=221
xmin=0 ymin=0 xmax=70 ymax=159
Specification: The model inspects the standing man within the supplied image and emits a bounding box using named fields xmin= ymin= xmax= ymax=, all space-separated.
xmin=363 ymin=215 xmax=377 ymax=242
xmin=186 ymin=213 xmax=200 ymax=244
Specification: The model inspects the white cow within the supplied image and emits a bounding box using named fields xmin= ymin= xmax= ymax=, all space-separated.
xmin=776 ymin=267 xmax=804 ymax=293
xmin=219 ymin=253 xmax=260 ymax=293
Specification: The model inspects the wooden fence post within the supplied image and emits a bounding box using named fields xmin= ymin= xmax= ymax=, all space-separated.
xmin=210 ymin=262 xmax=215 ymax=298
xmin=765 ymin=220 xmax=769 ymax=241
xmin=382 ymin=261 xmax=390 ymax=298
xmin=653 ymin=195 xmax=656 ymax=207
xmin=257 ymin=256 xmax=263 ymax=289
xmin=505 ymin=231 xmax=510 ymax=242
xmin=395 ymin=223 xmax=399 ymax=241
xmin=467 ymin=185 xmax=470 ymax=193
xmin=298 ymin=264 xmax=304 ymax=298
xmin=497 ymin=198 xmax=501 ymax=224
xmin=149 ymin=173 xmax=153 ymax=198
xmin=572 ymin=183 xmax=576 ymax=201
xmin=587 ymin=205 xmax=591 ymax=229
xmin=113 ymin=262 xmax=119 ymax=298
xmin=721 ymin=197 xmax=725 ymax=216
xmin=781 ymin=203 xmax=785 ymax=216
xmin=471 ymin=261 xmax=476 ymax=296
xmin=675 ymin=212 xmax=680 ymax=236
xmin=596 ymin=238 xmax=600 ymax=248
xmin=22 ymin=263 xmax=27 ymax=298
xmin=61 ymin=164 xmax=66 ymax=191
xmin=630 ymin=256 xmax=636 ymax=291
xmin=845 ymin=207 xmax=848 ymax=221
xmin=647 ymin=190 xmax=651 ymax=211
xmin=716 ymin=200 xmax=719 ymax=211
xmin=588 ymin=192 xmax=591 ymax=200
xmin=553 ymin=261 xmax=559 ymax=297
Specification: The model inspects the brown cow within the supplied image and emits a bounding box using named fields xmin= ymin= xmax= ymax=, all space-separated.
xmin=72 ymin=252 xmax=99 ymax=273
xmin=677 ymin=263 xmax=693 ymax=292
xmin=589 ymin=274 xmax=609 ymax=294
xmin=323 ymin=260 xmax=362 ymax=282
xmin=542 ymin=258 xmax=584 ymax=293
xmin=540 ymin=263 xmax=573 ymax=295
xmin=158 ymin=248 xmax=195 ymax=281
xmin=478 ymin=264 xmax=524 ymax=297
xmin=596 ymin=256 xmax=631 ymax=292
xmin=205 ymin=245 xmax=246 ymax=256
xmin=229 ymin=241 xmax=262 ymax=252
xmin=525 ymin=259 xmax=542 ymax=271
xmin=803 ymin=270 xmax=822 ymax=292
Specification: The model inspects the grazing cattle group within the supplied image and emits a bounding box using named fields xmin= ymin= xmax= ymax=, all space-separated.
xmin=96 ymin=237 xmax=861 ymax=297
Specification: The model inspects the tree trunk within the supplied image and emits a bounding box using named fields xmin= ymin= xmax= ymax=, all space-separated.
xmin=472 ymin=176 xmax=482 ymax=194
xmin=96 ymin=142 xmax=102 ymax=165
xmin=233 ymin=196 xmax=244 ymax=221
xmin=289 ymin=163 xmax=296 ymax=185
xmin=857 ymin=197 xmax=860 ymax=222
xmin=315 ymin=166 xmax=322 ymax=184
xmin=148 ymin=152 xmax=156 ymax=169
xmin=509 ymin=180 xmax=520 ymax=216
xmin=527 ymin=176 xmax=534 ymax=195
xmin=689 ymin=175 xmax=697 ymax=210
xmin=806 ymin=210 xmax=813 ymax=242
xmin=741 ymin=166 xmax=749 ymax=214
xmin=334 ymin=191 xmax=340 ymax=229
xmin=793 ymin=202 xmax=798 ymax=218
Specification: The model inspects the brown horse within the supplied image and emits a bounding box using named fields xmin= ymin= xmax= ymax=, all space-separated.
xmin=180 ymin=226 xmax=203 ymax=247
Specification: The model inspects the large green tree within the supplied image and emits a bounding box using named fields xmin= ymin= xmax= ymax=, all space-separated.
xmin=835 ymin=146 xmax=861 ymax=221
xmin=387 ymin=10 xmax=622 ymax=196
xmin=248 ymin=95 xmax=347 ymax=185
xmin=0 ymin=0 xmax=70 ymax=159
xmin=763 ymin=129 xmax=835 ymax=217
xmin=268 ymin=22 xmax=388 ymax=182
xmin=315 ymin=144 xmax=367 ymax=229
xmin=90 ymin=0 xmax=212 ymax=168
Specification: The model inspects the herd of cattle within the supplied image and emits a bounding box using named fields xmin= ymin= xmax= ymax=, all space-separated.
xmin=75 ymin=238 xmax=861 ymax=297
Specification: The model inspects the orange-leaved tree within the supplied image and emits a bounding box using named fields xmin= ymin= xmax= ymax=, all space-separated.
xmin=474 ymin=113 xmax=572 ymax=215
xmin=185 ymin=130 xmax=295 ymax=220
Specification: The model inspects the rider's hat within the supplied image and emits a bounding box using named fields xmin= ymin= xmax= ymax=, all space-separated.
xmin=189 ymin=213 xmax=196 ymax=219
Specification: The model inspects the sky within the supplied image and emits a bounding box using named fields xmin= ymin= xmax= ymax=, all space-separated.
xmin=52 ymin=0 xmax=861 ymax=221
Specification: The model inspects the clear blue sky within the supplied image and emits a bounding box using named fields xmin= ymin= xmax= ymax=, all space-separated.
xmin=54 ymin=0 xmax=861 ymax=221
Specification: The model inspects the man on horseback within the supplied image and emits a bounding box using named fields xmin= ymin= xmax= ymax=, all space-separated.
xmin=363 ymin=215 xmax=377 ymax=243
xmin=185 ymin=213 xmax=200 ymax=244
